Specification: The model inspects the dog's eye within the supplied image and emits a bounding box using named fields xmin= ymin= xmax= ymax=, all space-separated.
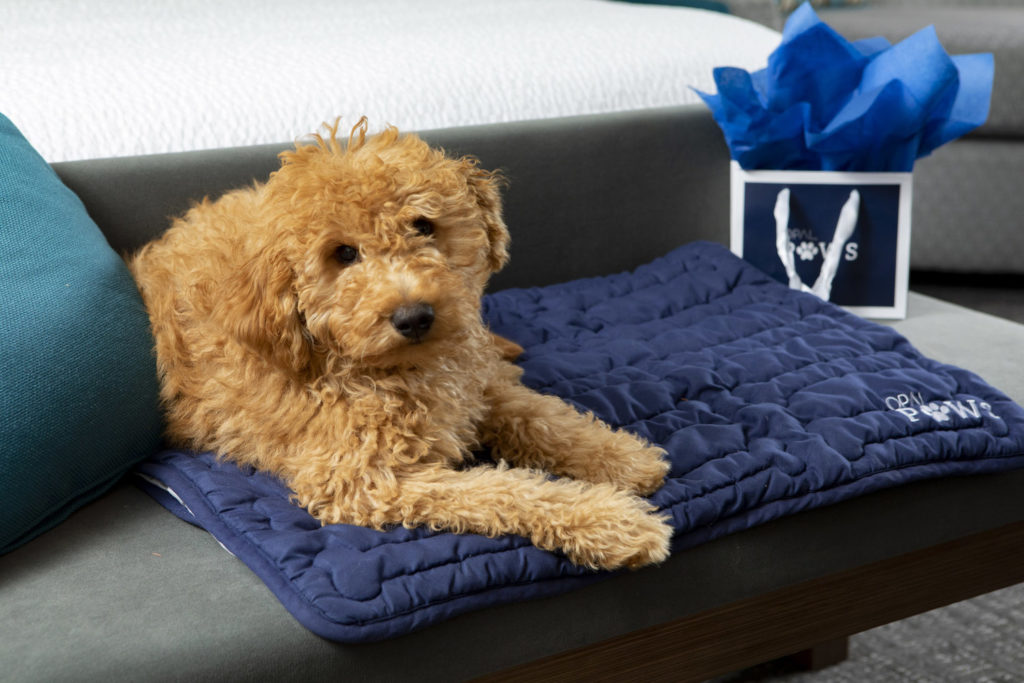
xmin=412 ymin=217 xmax=434 ymax=237
xmin=332 ymin=244 xmax=359 ymax=265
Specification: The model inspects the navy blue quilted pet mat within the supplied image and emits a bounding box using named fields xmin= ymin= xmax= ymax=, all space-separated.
xmin=136 ymin=241 xmax=1024 ymax=642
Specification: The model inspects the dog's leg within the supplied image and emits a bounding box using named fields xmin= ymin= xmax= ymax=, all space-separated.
xmin=394 ymin=465 xmax=672 ymax=570
xmin=481 ymin=372 xmax=669 ymax=495
xmin=271 ymin=393 xmax=457 ymax=531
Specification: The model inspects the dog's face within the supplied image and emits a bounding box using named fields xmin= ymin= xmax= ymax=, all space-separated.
xmin=239 ymin=122 xmax=509 ymax=372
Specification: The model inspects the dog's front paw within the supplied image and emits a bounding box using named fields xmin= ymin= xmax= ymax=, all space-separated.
xmin=593 ymin=432 xmax=670 ymax=496
xmin=558 ymin=492 xmax=673 ymax=571
xmin=618 ymin=442 xmax=671 ymax=496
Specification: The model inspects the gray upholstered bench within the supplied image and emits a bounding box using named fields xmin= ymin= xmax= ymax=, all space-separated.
xmin=2 ymin=106 xmax=1023 ymax=681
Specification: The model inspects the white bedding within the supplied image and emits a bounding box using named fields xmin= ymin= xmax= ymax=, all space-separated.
xmin=0 ymin=0 xmax=779 ymax=162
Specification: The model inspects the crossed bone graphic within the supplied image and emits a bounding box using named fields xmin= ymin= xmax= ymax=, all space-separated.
xmin=774 ymin=188 xmax=860 ymax=302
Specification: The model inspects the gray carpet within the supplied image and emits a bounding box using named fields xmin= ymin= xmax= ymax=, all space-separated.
xmin=714 ymin=583 xmax=1024 ymax=682
xmin=715 ymin=281 xmax=1024 ymax=682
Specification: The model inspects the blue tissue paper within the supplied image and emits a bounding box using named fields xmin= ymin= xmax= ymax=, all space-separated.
xmin=696 ymin=3 xmax=994 ymax=172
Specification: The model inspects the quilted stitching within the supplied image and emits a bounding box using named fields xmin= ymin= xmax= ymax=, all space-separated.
xmin=136 ymin=241 xmax=1024 ymax=642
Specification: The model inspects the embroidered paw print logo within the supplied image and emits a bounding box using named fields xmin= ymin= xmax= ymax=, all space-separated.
xmin=795 ymin=241 xmax=817 ymax=261
xmin=887 ymin=392 xmax=1003 ymax=424
xmin=920 ymin=402 xmax=952 ymax=423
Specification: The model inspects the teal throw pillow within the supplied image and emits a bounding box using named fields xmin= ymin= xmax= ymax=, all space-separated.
xmin=0 ymin=113 xmax=163 ymax=555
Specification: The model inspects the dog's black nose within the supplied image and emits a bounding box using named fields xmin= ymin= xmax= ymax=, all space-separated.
xmin=391 ymin=303 xmax=435 ymax=342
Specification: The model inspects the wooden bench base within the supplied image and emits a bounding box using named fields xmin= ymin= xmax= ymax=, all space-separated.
xmin=788 ymin=637 xmax=850 ymax=671
xmin=482 ymin=521 xmax=1024 ymax=682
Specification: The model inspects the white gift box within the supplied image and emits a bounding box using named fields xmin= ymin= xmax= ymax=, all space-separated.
xmin=730 ymin=162 xmax=914 ymax=319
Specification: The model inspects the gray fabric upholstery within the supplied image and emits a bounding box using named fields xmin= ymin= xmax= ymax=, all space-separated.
xmin=52 ymin=143 xmax=287 ymax=257
xmin=887 ymin=294 xmax=1024 ymax=398
xmin=724 ymin=0 xmax=784 ymax=29
xmin=909 ymin=138 xmax=1024 ymax=273
xmin=54 ymin=106 xmax=733 ymax=291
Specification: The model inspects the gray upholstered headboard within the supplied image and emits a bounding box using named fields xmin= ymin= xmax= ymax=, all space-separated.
xmin=52 ymin=105 xmax=732 ymax=291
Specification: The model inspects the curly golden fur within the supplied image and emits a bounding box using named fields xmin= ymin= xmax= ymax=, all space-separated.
xmin=129 ymin=119 xmax=672 ymax=570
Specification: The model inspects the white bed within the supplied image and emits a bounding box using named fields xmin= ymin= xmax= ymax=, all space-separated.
xmin=0 ymin=0 xmax=779 ymax=162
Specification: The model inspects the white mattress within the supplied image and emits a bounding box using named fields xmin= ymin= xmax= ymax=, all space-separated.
xmin=0 ymin=0 xmax=779 ymax=162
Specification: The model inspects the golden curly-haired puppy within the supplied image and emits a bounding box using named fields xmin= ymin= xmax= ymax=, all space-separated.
xmin=129 ymin=120 xmax=672 ymax=570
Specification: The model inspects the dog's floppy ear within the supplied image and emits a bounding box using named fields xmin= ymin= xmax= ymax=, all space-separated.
xmin=465 ymin=162 xmax=510 ymax=273
xmin=219 ymin=245 xmax=311 ymax=376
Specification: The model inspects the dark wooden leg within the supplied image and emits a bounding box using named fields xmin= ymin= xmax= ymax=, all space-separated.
xmin=788 ymin=636 xmax=850 ymax=671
